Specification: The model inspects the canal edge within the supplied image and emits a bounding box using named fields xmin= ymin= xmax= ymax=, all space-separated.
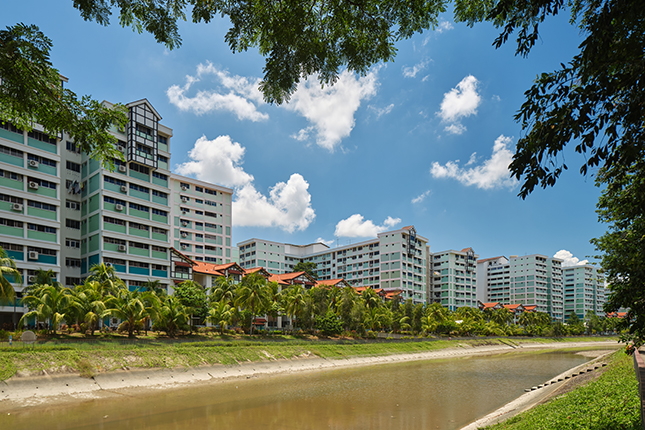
xmin=459 ymin=349 xmax=617 ymax=430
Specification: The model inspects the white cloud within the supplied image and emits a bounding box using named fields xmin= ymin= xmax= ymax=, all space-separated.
xmin=444 ymin=124 xmax=466 ymax=135
xmin=316 ymin=237 xmax=335 ymax=247
xmin=370 ymin=103 xmax=395 ymax=119
xmin=437 ymin=20 xmax=454 ymax=33
xmin=465 ymin=153 xmax=478 ymax=166
xmin=285 ymin=70 xmax=378 ymax=151
xmin=334 ymin=214 xmax=401 ymax=238
xmin=233 ymin=174 xmax=316 ymax=233
xmin=167 ymin=62 xmax=268 ymax=121
xmin=412 ymin=190 xmax=431 ymax=204
xmin=554 ymin=250 xmax=590 ymax=267
xmin=402 ymin=61 xmax=429 ymax=78
xmin=430 ymin=135 xmax=518 ymax=190
xmin=175 ymin=135 xmax=254 ymax=188
xmin=437 ymin=75 xmax=481 ymax=134
xmin=176 ymin=135 xmax=315 ymax=233
xmin=422 ymin=20 xmax=454 ymax=46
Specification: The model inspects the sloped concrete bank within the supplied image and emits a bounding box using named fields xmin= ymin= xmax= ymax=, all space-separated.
xmin=460 ymin=348 xmax=616 ymax=429
xmin=0 ymin=341 xmax=620 ymax=411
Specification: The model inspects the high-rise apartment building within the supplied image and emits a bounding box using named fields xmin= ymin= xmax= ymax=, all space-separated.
xmin=237 ymin=226 xmax=430 ymax=303
xmin=171 ymin=174 xmax=233 ymax=265
xmin=427 ymin=248 xmax=479 ymax=310
xmin=0 ymin=97 xmax=232 ymax=328
xmin=562 ymin=264 xmax=606 ymax=321
xmin=477 ymin=254 xmax=564 ymax=320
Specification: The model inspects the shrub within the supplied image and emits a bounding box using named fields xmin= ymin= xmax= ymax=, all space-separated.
xmin=315 ymin=311 xmax=343 ymax=337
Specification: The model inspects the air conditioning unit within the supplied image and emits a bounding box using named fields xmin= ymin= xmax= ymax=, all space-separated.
xmin=28 ymin=160 xmax=39 ymax=168
xmin=181 ymin=221 xmax=188 ymax=227
xmin=181 ymin=186 xmax=188 ymax=191
xmin=28 ymin=251 xmax=39 ymax=260
xmin=181 ymin=245 xmax=187 ymax=250
xmin=115 ymin=204 xmax=124 ymax=211
xmin=118 ymin=244 xmax=127 ymax=252
xmin=28 ymin=181 xmax=39 ymax=190
xmin=28 ymin=275 xmax=37 ymax=283
xmin=181 ymin=232 xmax=188 ymax=238
xmin=11 ymin=203 xmax=23 ymax=211
xmin=181 ymin=211 xmax=188 ymax=216
xmin=118 ymin=165 xmax=127 ymax=173
xmin=181 ymin=197 xmax=188 ymax=203
xmin=120 ymin=185 xmax=128 ymax=193
xmin=117 ymin=145 xmax=126 ymax=152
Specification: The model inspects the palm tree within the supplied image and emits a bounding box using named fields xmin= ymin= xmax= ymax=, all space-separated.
xmin=87 ymin=262 xmax=124 ymax=295
xmin=19 ymin=284 xmax=72 ymax=333
xmin=211 ymin=276 xmax=237 ymax=306
xmin=142 ymin=279 xmax=166 ymax=296
xmin=235 ymin=273 xmax=271 ymax=334
xmin=491 ymin=308 xmax=514 ymax=326
xmin=102 ymin=289 xmax=159 ymax=337
xmin=70 ymin=280 xmax=106 ymax=335
xmin=0 ymin=246 xmax=21 ymax=303
xmin=207 ymin=300 xmax=234 ymax=334
xmin=158 ymin=295 xmax=189 ymax=336
xmin=282 ymin=284 xmax=306 ymax=330
xmin=361 ymin=288 xmax=381 ymax=310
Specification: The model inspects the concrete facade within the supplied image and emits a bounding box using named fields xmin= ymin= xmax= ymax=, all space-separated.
xmin=477 ymin=254 xmax=564 ymax=320
xmin=237 ymin=226 xmax=430 ymax=304
xmin=562 ymin=264 xmax=606 ymax=321
xmin=428 ymin=248 xmax=479 ymax=310
xmin=0 ymin=98 xmax=232 ymax=327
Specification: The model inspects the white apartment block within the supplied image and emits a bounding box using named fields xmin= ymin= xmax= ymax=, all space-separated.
xmin=0 ymin=95 xmax=232 ymax=328
xmin=237 ymin=226 xmax=430 ymax=303
xmin=171 ymin=175 xmax=233 ymax=265
xmin=428 ymin=248 xmax=479 ymax=310
xmin=477 ymin=254 xmax=564 ymax=320
xmin=562 ymin=264 xmax=606 ymax=321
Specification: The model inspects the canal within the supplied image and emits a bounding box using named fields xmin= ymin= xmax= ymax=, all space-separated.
xmin=5 ymin=350 xmax=590 ymax=430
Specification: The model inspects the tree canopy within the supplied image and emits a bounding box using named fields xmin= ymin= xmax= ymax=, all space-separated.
xmin=0 ymin=24 xmax=127 ymax=168
xmin=293 ymin=261 xmax=318 ymax=280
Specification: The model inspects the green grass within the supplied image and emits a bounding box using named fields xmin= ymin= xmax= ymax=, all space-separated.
xmin=0 ymin=336 xmax=619 ymax=381
xmin=483 ymin=350 xmax=641 ymax=430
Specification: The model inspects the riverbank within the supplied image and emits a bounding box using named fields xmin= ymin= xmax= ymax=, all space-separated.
xmin=467 ymin=349 xmax=641 ymax=429
xmin=0 ymin=338 xmax=620 ymax=412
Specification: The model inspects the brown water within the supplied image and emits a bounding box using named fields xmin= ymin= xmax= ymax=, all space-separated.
xmin=4 ymin=351 xmax=588 ymax=430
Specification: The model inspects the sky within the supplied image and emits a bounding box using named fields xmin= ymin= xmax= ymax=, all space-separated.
xmin=5 ymin=2 xmax=604 ymax=267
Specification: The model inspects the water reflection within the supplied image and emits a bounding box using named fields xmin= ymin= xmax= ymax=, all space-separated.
xmin=5 ymin=351 xmax=588 ymax=430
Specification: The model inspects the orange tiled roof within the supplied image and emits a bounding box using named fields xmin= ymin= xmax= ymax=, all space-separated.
xmin=607 ymin=311 xmax=627 ymax=318
xmin=523 ymin=305 xmax=537 ymax=312
xmin=315 ymin=279 xmax=348 ymax=288
xmin=268 ymin=271 xmax=316 ymax=285
xmin=461 ymin=247 xmax=474 ymax=253
xmin=192 ymin=261 xmax=240 ymax=276
xmin=480 ymin=302 xmax=501 ymax=309
xmin=383 ymin=290 xmax=402 ymax=299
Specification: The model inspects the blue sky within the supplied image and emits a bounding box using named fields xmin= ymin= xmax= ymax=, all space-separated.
xmin=5 ymin=2 xmax=603 ymax=266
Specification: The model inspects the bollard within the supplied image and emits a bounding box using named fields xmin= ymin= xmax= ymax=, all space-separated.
xmin=9 ymin=334 xmax=11 ymax=347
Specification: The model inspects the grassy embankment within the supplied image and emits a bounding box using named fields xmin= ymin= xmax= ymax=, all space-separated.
xmin=0 ymin=336 xmax=616 ymax=381
xmin=483 ymin=349 xmax=641 ymax=430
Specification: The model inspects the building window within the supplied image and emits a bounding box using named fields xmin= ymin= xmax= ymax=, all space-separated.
xmin=65 ymin=219 xmax=81 ymax=229
xmin=66 ymin=161 xmax=81 ymax=172
xmin=66 ymin=200 xmax=80 ymax=210
xmin=65 ymin=258 xmax=82 ymax=267
xmin=65 ymin=239 xmax=80 ymax=248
